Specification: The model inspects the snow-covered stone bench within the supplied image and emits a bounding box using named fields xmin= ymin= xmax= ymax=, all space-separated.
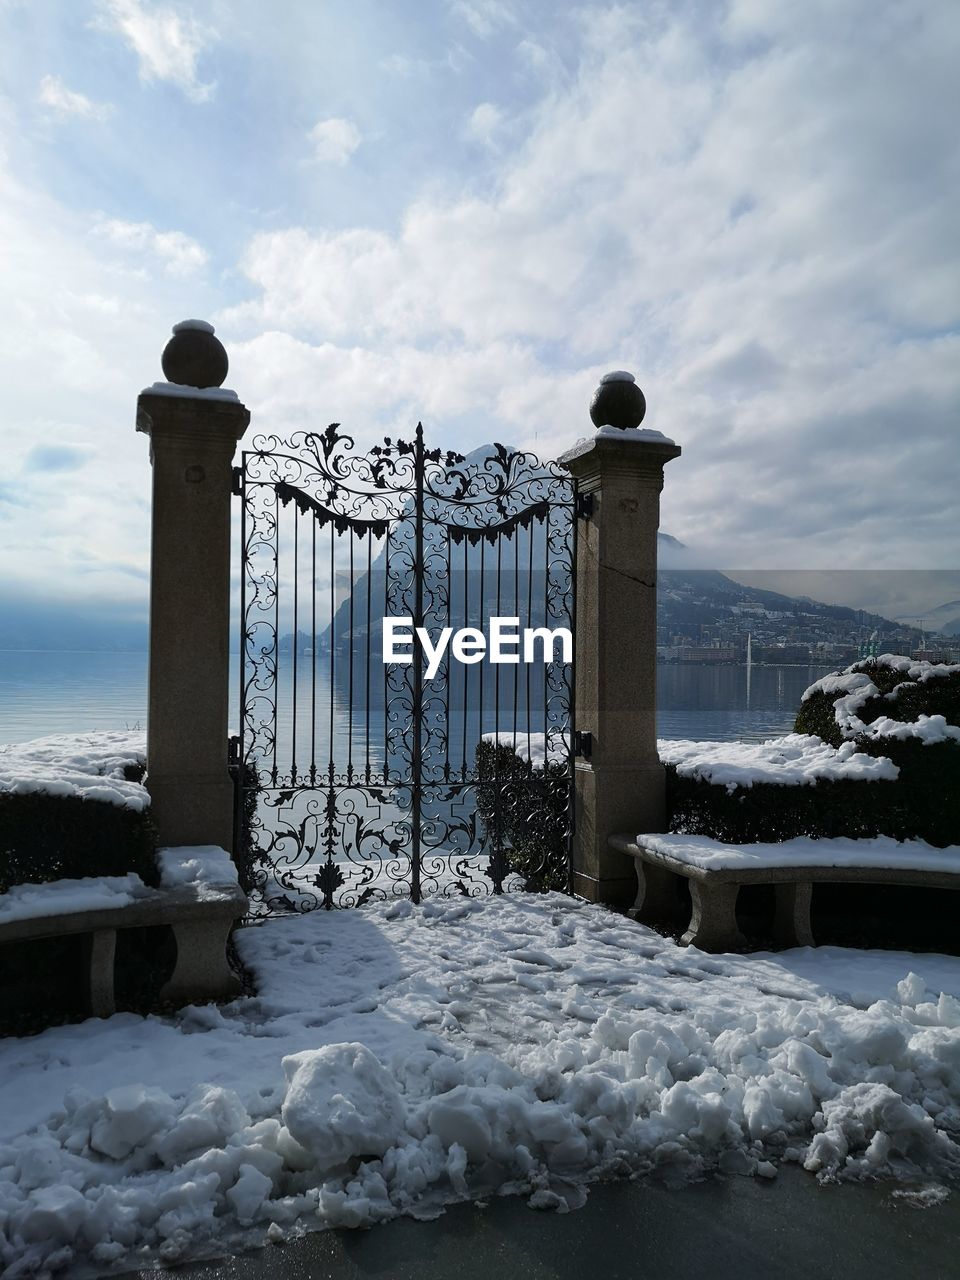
xmin=610 ymin=832 xmax=960 ymax=953
xmin=0 ymin=847 xmax=246 ymax=1017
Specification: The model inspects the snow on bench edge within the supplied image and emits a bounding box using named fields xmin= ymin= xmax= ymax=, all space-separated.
xmin=0 ymin=873 xmax=149 ymax=925
xmin=634 ymin=832 xmax=960 ymax=873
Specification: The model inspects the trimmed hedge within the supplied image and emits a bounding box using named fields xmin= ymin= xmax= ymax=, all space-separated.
xmin=668 ymin=657 xmax=960 ymax=848
xmin=666 ymin=769 xmax=912 ymax=844
xmin=795 ymin=658 xmax=960 ymax=748
xmin=792 ymin=658 xmax=960 ymax=848
xmin=474 ymin=740 xmax=571 ymax=893
xmin=0 ymin=791 xmax=158 ymax=893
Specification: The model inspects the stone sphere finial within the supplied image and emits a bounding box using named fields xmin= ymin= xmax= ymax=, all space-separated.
xmin=589 ymin=370 xmax=646 ymax=430
xmin=161 ymin=319 xmax=228 ymax=389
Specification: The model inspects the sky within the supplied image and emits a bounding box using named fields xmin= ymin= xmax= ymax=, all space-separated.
xmin=0 ymin=0 xmax=958 ymax=632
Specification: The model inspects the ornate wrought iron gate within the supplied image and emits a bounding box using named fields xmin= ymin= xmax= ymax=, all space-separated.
xmin=237 ymin=423 xmax=576 ymax=912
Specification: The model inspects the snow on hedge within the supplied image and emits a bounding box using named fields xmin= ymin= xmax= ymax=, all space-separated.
xmin=2 ymin=895 xmax=960 ymax=1272
xmin=482 ymin=731 xmax=569 ymax=767
xmin=487 ymin=731 xmax=901 ymax=790
xmin=801 ymin=655 xmax=960 ymax=744
xmin=0 ymin=731 xmax=148 ymax=811
xmin=658 ymin=734 xmax=899 ymax=791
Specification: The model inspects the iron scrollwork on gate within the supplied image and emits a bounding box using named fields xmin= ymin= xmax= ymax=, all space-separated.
xmin=238 ymin=422 xmax=576 ymax=912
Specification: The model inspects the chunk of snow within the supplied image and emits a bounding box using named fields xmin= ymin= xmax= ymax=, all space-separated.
xmin=89 ymin=1085 xmax=179 ymax=1159
xmin=281 ymin=1044 xmax=406 ymax=1171
xmin=158 ymin=846 xmax=240 ymax=891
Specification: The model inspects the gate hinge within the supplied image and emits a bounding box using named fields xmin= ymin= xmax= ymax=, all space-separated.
xmin=231 ymin=466 xmax=243 ymax=496
xmin=574 ymin=730 xmax=592 ymax=760
xmin=576 ymin=491 xmax=594 ymax=520
xmin=228 ymin=734 xmax=240 ymax=767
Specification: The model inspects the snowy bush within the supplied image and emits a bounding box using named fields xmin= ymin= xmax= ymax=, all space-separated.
xmin=794 ymin=656 xmax=960 ymax=848
xmin=474 ymin=739 xmax=570 ymax=892
xmin=0 ymin=733 xmax=157 ymax=894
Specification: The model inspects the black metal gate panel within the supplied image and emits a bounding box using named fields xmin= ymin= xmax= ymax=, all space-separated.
xmin=238 ymin=423 xmax=575 ymax=912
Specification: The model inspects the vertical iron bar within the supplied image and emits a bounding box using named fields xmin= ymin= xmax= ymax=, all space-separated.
xmin=236 ymin=457 xmax=247 ymax=861
xmin=348 ymin=533 xmax=354 ymax=781
xmin=513 ymin=526 xmax=520 ymax=755
xmin=310 ymin=517 xmax=316 ymax=783
xmin=411 ymin=424 xmax=424 ymax=904
xmin=365 ymin=533 xmax=372 ymax=783
xmin=291 ymin=507 xmax=299 ymax=783
xmin=526 ymin=519 xmax=534 ymax=775
xmin=383 ymin=531 xmax=390 ymax=784
xmin=444 ymin=529 xmax=451 ymax=781
xmin=272 ymin=484 xmax=279 ymax=786
xmin=478 ymin=538 xmax=485 ymax=757
xmin=461 ymin=537 xmax=468 ymax=778
xmin=567 ymin=484 xmax=578 ymax=895
xmin=329 ymin=521 xmax=335 ymax=775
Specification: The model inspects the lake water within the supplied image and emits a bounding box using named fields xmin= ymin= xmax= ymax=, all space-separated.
xmin=0 ymin=651 xmax=833 ymax=747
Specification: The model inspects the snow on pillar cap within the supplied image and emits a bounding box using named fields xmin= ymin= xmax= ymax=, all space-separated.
xmin=172 ymin=319 xmax=216 ymax=335
xmin=590 ymin=369 xmax=646 ymax=429
xmin=161 ymin=319 xmax=228 ymax=389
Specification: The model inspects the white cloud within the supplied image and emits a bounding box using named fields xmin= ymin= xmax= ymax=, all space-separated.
xmin=464 ymin=102 xmax=504 ymax=148
xmin=449 ymin=0 xmax=516 ymax=39
xmin=221 ymin=0 xmax=960 ymax=571
xmin=308 ymin=117 xmax=362 ymax=165
xmin=98 ymin=0 xmax=216 ymax=103
xmin=37 ymin=75 xmax=111 ymax=121
xmin=94 ymin=217 xmax=208 ymax=274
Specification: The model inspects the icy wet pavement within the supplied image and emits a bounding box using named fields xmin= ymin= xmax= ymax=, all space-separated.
xmin=136 ymin=1165 xmax=959 ymax=1280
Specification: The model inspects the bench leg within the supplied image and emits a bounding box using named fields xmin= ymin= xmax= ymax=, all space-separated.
xmin=773 ymin=882 xmax=815 ymax=948
xmin=629 ymin=860 xmax=682 ymax=923
xmin=682 ymin=881 xmax=746 ymax=952
xmin=160 ymin=920 xmax=242 ymax=1008
xmin=87 ymin=929 xmax=116 ymax=1017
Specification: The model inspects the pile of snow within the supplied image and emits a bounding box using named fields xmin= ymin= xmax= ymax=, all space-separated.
xmin=659 ymin=734 xmax=899 ymax=791
xmin=801 ymin=656 xmax=960 ymax=744
xmin=158 ymin=846 xmax=240 ymax=893
xmin=635 ymin=832 xmax=960 ymax=873
xmin=0 ymin=731 xmax=148 ymax=811
xmin=1 ymin=895 xmax=959 ymax=1272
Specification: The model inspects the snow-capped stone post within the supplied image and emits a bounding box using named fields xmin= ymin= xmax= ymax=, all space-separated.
xmin=558 ymin=373 xmax=681 ymax=906
xmin=136 ymin=322 xmax=250 ymax=851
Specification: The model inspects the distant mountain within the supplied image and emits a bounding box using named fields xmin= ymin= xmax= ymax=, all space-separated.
xmin=0 ymin=595 xmax=147 ymax=651
xmin=896 ymin=600 xmax=960 ymax=637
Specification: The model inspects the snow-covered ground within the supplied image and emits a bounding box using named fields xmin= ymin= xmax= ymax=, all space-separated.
xmin=2 ymin=894 xmax=959 ymax=1275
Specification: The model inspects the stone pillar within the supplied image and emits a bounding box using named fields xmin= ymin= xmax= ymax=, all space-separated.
xmin=136 ymin=321 xmax=250 ymax=851
xmin=559 ymin=373 xmax=681 ymax=906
